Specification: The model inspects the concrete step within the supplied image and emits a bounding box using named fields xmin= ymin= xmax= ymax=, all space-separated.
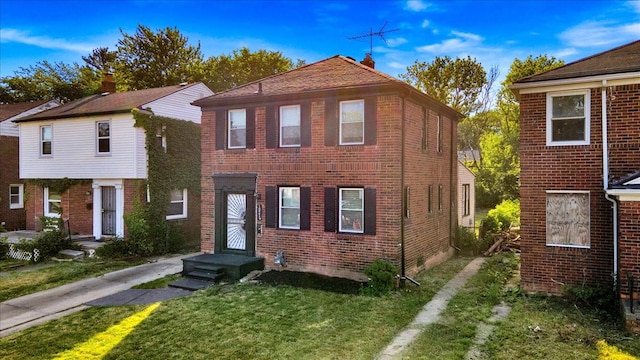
xmin=57 ymin=249 xmax=85 ymax=260
xmin=186 ymin=270 xmax=225 ymax=282
xmin=169 ymin=278 xmax=215 ymax=291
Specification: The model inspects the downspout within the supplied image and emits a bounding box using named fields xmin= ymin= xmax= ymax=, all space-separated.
xmin=400 ymin=95 xmax=419 ymax=287
xmin=601 ymin=79 xmax=619 ymax=289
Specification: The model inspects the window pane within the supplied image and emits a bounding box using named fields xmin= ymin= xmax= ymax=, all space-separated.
xmin=552 ymin=95 xmax=584 ymax=118
xmin=280 ymin=106 xmax=300 ymax=127
xmin=10 ymin=186 xmax=19 ymax=195
xmin=341 ymin=122 xmax=364 ymax=144
xmin=98 ymin=122 xmax=110 ymax=137
xmin=98 ymin=138 xmax=110 ymax=153
xmin=281 ymin=188 xmax=300 ymax=207
xmin=340 ymin=100 xmax=364 ymax=144
xmin=281 ymin=126 xmax=300 ymax=145
xmin=280 ymin=208 xmax=300 ymax=228
xmin=229 ymin=129 xmax=246 ymax=147
xmin=41 ymin=126 xmax=51 ymax=140
xmin=341 ymin=210 xmax=363 ymax=231
xmin=341 ymin=101 xmax=364 ymax=123
xmin=341 ymin=189 xmax=363 ymax=210
xmin=42 ymin=141 xmax=51 ymax=155
xmin=552 ymin=118 xmax=585 ymax=141
xmin=229 ymin=109 xmax=246 ymax=148
xmin=167 ymin=202 xmax=184 ymax=216
xmin=229 ymin=110 xmax=246 ymax=129
xmin=170 ymin=189 xmax=184 ymax=201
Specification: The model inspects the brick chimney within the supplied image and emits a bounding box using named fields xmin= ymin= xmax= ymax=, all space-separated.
xmin=101 ymin=72 xmax=116 ymax=94
xmin=360 ymin=53 xmax=375 ymax=69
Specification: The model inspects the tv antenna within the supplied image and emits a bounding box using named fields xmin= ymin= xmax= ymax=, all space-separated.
xmin=348 ymin=22 xmax=399 ymax=58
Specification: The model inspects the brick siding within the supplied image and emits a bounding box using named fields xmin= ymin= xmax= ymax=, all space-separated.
xmin=0 ymin=136 xmax=25 ymax=230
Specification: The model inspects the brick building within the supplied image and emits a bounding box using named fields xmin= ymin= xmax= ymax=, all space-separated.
xmin=194 ymin=55 xmax=460 ymax=280
xmin=0 ymin=100 xmax=59 ymax=230
xmin=512 ymin=40 xmax=640 ymax=325
xmin=14 ymin=78 xmax=212 ymax=240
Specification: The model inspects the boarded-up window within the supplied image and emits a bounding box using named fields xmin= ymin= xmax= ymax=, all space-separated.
xmin=546 ymin=191 xmax=590 ymax=248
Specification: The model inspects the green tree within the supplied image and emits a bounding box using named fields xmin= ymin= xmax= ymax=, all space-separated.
xmin=115 ymin=25 xmax=205 ymax=90
xmin=400 ymin=56 xmax=489 ymax=116
xmin=0 ymin=61 xmax=100 ymax=103
xmin=82 ymin=47 xmax=117 ymax=73
xmin=474 ymin=55 xmax=564 ymax=207
xmin=202 ymin=47 xmax=296 ymax=92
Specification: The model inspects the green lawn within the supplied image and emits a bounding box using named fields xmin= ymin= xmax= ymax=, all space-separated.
xmin=0 ymin=257 xmax=147 ymax=301
xmin=1 ymin=254 xmax=638 ymax=359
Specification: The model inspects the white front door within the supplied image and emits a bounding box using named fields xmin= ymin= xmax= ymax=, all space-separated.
xmin=92 ymin=180 xmax=124 ymax=239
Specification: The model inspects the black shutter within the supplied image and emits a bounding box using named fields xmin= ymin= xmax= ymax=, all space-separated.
xmin=364 ymin=187 xmax=376 ymax=235
xmin=246 ymin=107 xmax=255 ymax=149
xmin=215 ymin=109 xmax=226 ymax=150
xmin=324 ymin=187 xmax=336 ymax=232
xmin=300 ymin=186 xmax=311 ymax=230
xmin=265 ymin=105 xmax=277 ymax=149
xmin=301 ymin=101 xmax=312 ymax=147
xmin=364 ymin=97 xmax=377 ymax=145
xmin=324 ymin=98 xmax=337 ymax=146
xmin=265 ymin=186 xmax=276 ymax=228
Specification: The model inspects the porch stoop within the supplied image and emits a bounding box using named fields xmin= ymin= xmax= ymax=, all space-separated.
xmin=622 ymin=298 xmax=640 ymax=334
xmin=170 ymin=253 xmax=264 ymax=291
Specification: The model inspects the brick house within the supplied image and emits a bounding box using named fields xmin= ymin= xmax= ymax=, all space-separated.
xmin=0 ymin=100 xmax=59 ymax=230
xmin=14 ymin=77 xmax=213 ymax=240
xmin=194 ymin=55 xmax=460 ymax=281
xmin=512 ymin=40 xmax=640 ymax=307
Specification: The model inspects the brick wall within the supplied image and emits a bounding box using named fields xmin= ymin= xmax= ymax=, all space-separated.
xmin=518 ymin=85 xmax=640 ymax=294
xmin=619 ymin=201 xmax=640 ymax=297
xmin=0 ymin=135 xmax=25 ymax=230
xmin=201 ymin=93 xmax=456 ymax=280
xmin=24 ymin=182 xmax=93 ymax=234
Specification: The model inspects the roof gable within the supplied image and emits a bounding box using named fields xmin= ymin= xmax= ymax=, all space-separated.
xmin=0 ymin=100 xmax=57 ymax=121
xmin=516 ymin=40 xmax=640 ymax=84
xmin=14 ymin=83 xmax=204 ymax=122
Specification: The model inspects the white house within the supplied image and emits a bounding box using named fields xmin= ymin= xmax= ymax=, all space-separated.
xmin=14 ymin=78 xmax=213 ymax=239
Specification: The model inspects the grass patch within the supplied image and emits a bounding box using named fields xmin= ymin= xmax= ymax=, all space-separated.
xmin=0 ymin=257 xmax=474 ymax=360
xmin=487 ymin=294 xmax=640 ymax=359
xmin=0 ymin=258 xmax=147 ymax=301
xmin=403 ymin=252 xmax=519 ymax=358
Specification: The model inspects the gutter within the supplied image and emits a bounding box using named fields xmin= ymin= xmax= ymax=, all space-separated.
xmin=601 ymin=79 xmax=619 ymax=289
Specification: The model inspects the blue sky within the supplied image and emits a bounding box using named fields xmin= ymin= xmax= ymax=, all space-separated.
xmin=1 ymin=0 xmax=639 ymax=86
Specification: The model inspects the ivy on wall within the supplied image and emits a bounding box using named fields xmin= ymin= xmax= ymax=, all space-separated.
xmin=27 ymin=178 xmax=91 ymax=194
xmin=132 ymin=108 xmax=201 ymax=253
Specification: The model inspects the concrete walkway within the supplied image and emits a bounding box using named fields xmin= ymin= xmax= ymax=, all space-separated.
xmin=377 ymin=257 xmax=487 ymax=360
xmin=0 ymin=253 xmax=198 ymax=337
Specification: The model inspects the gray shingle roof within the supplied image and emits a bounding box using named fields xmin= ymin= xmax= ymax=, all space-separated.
xmin=515 ymin=40 xmax=640 ymax=84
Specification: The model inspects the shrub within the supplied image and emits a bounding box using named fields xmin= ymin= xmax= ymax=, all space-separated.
xmin=362 ymin=259 xmax=397 ymax=296
xmin=96 ymin=238 xmax=137 ymax=258
xmin=11 ymin=228 xmax=76 ymax=262
xmin=0 ymin=237 xmax=9 ymax=260
xmin=123 ymin=198 xmax=154 ymax=257
xmin=480 ymin=199 xmax=520 ymax=243
xmin=456 ymin=226 xmax=479 ymax=255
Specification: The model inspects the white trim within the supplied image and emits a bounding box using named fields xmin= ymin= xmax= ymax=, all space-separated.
xmin=43 ymin=187 xmax=61 ymax=217
xmin=227 ymin=108 xmax=246 ymax=149
xmin=279 ymin=105 xmax=301 ymax=147
xmin=606 ymin=188 xmax=640 ymax=201
xmin=546 ymin=90 xmax=590 ymax=146
xmin=96 ymin=120 xmax=111 ymax=155
xmin=278 ymin=186 xmax=300 ymax=229
xmin=546 ymin=190 xmax=590 ymax=194
xmin=339 ymin=100 xmax=365 ymax=145
xmin=166 ymin=188 xmax=188 ymax=220
xmin=338 ymin=187 xmax=364 ymax=233
xmin=624 ymin=178 xmax=640 ymax=185
xmin=92 ymin=179 xmax=124 ymax=238
xmin=9 ymin=184 xmax=24 ymax=209
xmin=511 ymin=72 xmax=640 ymax=90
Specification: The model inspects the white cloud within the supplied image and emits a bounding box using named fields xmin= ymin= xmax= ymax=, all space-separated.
xmin=0 ymin=28 xmax=95 ymax=53
xmin=421 ymin=19 xmax=430 ymax=28
xmin=554 ymin=47 xmax=578 ymax=59
xmin=386 ymin=37 xmax=408 ymax=47
xmin=416 ymin=31 xmax=484 ymax=53
xmin=629 ymin=0 xmax=640 ymax=13
xmin=405 ymin=0 xmax=429 ymax=12
xmin=559 ymin=20 xmax=640 ymax=47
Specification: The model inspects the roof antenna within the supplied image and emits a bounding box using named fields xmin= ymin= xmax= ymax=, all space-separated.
xmin=348 ymin=21 xmax=399 ymax=59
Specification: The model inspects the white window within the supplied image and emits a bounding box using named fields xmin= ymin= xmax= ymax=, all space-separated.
xmin=156 ymin=125 xmax=167 ymax=152
xmin=9 ymin=184 xmax=23 ymax=209
xmin=280 ymin=105 xmax=301 ymax=147
xmin=41 ymin=125 xmax=52 ymax=156
xmin=228 ymin=109 xmax=246 ymax=149
xmin=547 ymin=90 xmax=590 ymax=146
xmin=339 ymin=188 xmax=364 ymax=233
xmin=279 ymin=187 xmax=300 ymax=229
xmin=44 ymin=187 xmax=61 ymax=217
xmin=97 ymin=121 xmax=110 ymax=154
xmin=166 ymin=189 xmax=187 ymax=220
xmin=340 ymin=100 xmax=364 ymax=145
xmin=546 ymin=191 xmax=590 ymax=248
xmin=462 ymin=184 xmax=471 ymax=216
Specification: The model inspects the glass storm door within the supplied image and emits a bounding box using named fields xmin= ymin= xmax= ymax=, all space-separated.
xmin=226 ymin=193 xmax=246 ymax=250
xmin=101 ymin=186 xmax=116 ymax=236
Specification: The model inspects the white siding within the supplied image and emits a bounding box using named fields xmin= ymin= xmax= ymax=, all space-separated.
xmin=19 ymin=113 xmax=147 ymax=179
xmin=143 ymin=83 xmax=213 ymax=123
xmin=0 ymin=100 xmax=59 ymax=137
xmin=457 ymin=161 xmax=476 ymax=228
